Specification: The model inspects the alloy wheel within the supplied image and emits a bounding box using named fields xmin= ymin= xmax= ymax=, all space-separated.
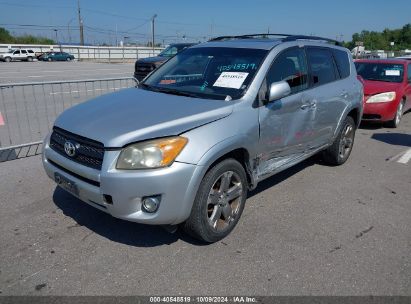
xmin=395 ymin=102 xmax=403 ymax=127
xmin=339 ymin=123 xmax=354 ymax=160
xmin=207 ymin=171 xmax=244 ymax=232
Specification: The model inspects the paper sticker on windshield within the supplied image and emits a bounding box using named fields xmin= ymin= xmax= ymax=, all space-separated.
xmin=213 ymin=72 xmax=249 ymax=89
xmin=385 ymin=70 xmax=400 ymax=76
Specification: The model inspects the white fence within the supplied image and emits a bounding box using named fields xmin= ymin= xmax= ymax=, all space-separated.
xmin=0 ymin=44 xmax=163 ymax=62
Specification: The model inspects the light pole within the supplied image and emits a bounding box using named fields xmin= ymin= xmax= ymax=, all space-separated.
xmin=67 ymin=18 xmax=74 ymax=44
xmin=54 ymin=29 xmax=58 ymax=44
xmin=151 ymin=14 xmax=157 ymax=54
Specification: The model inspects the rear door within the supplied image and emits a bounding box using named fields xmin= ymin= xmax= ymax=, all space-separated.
xmin=55 ymin=52 xmax=63 ymax=61
xmin=21 ymin=50 xmax=27 ymax=60
xmin=303 ymin=47 xmax=348 ymax=148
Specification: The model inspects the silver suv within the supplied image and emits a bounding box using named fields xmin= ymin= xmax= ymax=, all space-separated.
xmin=43 ymin=34 xmax=363 ymax=243
xmin=0 ymin=49 xmax=35 ymax=62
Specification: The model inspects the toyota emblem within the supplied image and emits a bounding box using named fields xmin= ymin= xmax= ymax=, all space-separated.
xmin=64 ymin=141 xmax=77 ymax=157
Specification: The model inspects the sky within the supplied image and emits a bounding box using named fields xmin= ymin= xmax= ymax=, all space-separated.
xmin=0 ymin=0 xmax=410 ymax=45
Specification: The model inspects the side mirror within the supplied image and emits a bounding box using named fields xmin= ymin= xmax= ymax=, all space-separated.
xmin=268 ymin=81 xmax=291 ymax=102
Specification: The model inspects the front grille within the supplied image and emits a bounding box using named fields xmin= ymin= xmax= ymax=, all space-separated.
xmin=49 ymin=127 xmax=104 ymax=170
xmin=135 ymin=63 xmax=156 ymax=80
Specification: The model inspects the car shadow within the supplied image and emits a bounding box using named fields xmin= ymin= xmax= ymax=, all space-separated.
xmin=359 ymin=121 xmax=384 ymax=130
xmin=371 ymin=133 xmax=411 ymax=147
xmin=53 ymin=154 xmax=321 ymax=247
xmin=52 ymin=187 xmax=206 ymax=247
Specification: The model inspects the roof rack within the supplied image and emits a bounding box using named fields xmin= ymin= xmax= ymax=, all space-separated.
xmin=209 ymin=33 xmax=341 ymax=46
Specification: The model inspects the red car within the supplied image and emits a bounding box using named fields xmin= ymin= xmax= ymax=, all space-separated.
xmin=355 ymin=59 xmax=411 ymax=127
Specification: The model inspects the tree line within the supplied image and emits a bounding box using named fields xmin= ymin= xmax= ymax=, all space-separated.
xmin=0 ymin=27 xmax=54 ymax=45
xmin=344 ymin=23 xmax=411 ymax=51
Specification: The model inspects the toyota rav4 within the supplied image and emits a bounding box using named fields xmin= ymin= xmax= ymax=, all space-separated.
xmin=43 ymin=34 xmax=363 ymax=243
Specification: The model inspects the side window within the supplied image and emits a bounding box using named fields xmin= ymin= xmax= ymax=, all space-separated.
xmin=13 ymin=50 xmax=20 ymax=55
xmin=21 ymin=50 xmax=27 ymax=54
xmin=408 ymin=64 xmax=411 ymax=82
xmin=28 ymin=50 xmax=34 ymax=54
xmin=333 ymin=49 xmax=350 ymax=79
xmin=265 ymin=47 xmax=309 ymax=94
xmin=307 ymin=48 xmax=338 ymax=86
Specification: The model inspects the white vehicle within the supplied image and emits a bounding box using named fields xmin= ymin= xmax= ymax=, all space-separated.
xmin=0 ymin=49 xmax=35 ymax=62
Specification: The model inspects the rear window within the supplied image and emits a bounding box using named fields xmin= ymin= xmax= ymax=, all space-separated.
xmin=307 ymin=48 xmax=338 ymax=86
xmin=333 ymin=49 xmax=350 ymax=78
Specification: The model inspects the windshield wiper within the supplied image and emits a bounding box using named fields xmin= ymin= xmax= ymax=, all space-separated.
xmin=139 ymin=83 xmax=160 ymax=92
xmin=153 ymin=87 xmax=201 ymax=98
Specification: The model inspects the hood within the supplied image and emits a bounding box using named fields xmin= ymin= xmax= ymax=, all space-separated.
xmin=137 ymin=56 xmax=168 ymax=65
xmin=54 ymin=88 xmax=233 ymax=147
xmin=363 ymin=79 xmax=402 ymax=96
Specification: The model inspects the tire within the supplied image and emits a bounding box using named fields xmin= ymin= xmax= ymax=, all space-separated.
xmin=27 ymin=56 xmax=33 ymax=62
xmin=4 ymin=57 xmax=11 ymax=62
xmin=183 ymin=158 xmax=248 ymax=243
xmin=385 ymin=100 xmax=404 ymax=128
xmin=322 ymin=116 xmax=356 ymax=166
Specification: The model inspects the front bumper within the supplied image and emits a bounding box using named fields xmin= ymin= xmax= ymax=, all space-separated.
xmin=362 ymin=100 xmax=399 ymax=122
xmin=42 ymin=135 xmax=204 ymax=225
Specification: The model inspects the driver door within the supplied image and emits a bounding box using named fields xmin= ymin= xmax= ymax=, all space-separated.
xmin=257 ymin=47 xmax=315 ymax=178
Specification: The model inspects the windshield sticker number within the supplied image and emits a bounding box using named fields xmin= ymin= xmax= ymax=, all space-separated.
xmin=217 ymin=63 xmax=257 ymax=72
xmin=213 ymin=72 xmax=249 ymax=89
xmin=159 ymin=79 xmax=176 ymax=85
xmin=385 ymin=70 xmax=400 ymax=76
xmin=200 ymin=81 xmax=209 ymax=91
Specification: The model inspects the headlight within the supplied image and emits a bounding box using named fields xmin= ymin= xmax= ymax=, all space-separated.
xmin=366 ymin=92 xmax=396 ymax=103
xmin=116 ymin=136 xmax=188 ymax=169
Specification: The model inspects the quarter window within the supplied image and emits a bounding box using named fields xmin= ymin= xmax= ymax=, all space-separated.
xmin=265 ymin=47 xmax=309 ymax=94
xmin=333 ymin=49 xmax=350 ymax=79
xmin=307 ymin=48 xmax=338 ymax=86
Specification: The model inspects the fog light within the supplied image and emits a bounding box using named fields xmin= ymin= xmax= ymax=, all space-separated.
xmin=142 ymin=196 xmax=161 ymax=213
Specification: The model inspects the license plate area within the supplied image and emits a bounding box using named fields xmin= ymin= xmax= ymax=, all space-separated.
xmin=54 ymin=172 xmax=79 ymax=196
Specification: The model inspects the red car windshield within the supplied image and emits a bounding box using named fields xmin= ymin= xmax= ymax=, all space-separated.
xmin=355 ymin=62 xmax=404 ymax=83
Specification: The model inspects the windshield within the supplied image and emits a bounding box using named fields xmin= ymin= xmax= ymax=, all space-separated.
xmin=142 ymin=47 xmax=268 ymax=100
xmin=355 ymin=62 xmax=404 ymax=83
xmin=7 ymin=49 xmax=14 ymax=53
xmin=159 ymin=45 xmax=179 ymax=57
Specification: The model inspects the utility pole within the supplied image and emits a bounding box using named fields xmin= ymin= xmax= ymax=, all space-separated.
xmin=151 ymin=14 xmax=157 ymax=53
xmin=78 ymin=0 xmax=84 ymax=45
